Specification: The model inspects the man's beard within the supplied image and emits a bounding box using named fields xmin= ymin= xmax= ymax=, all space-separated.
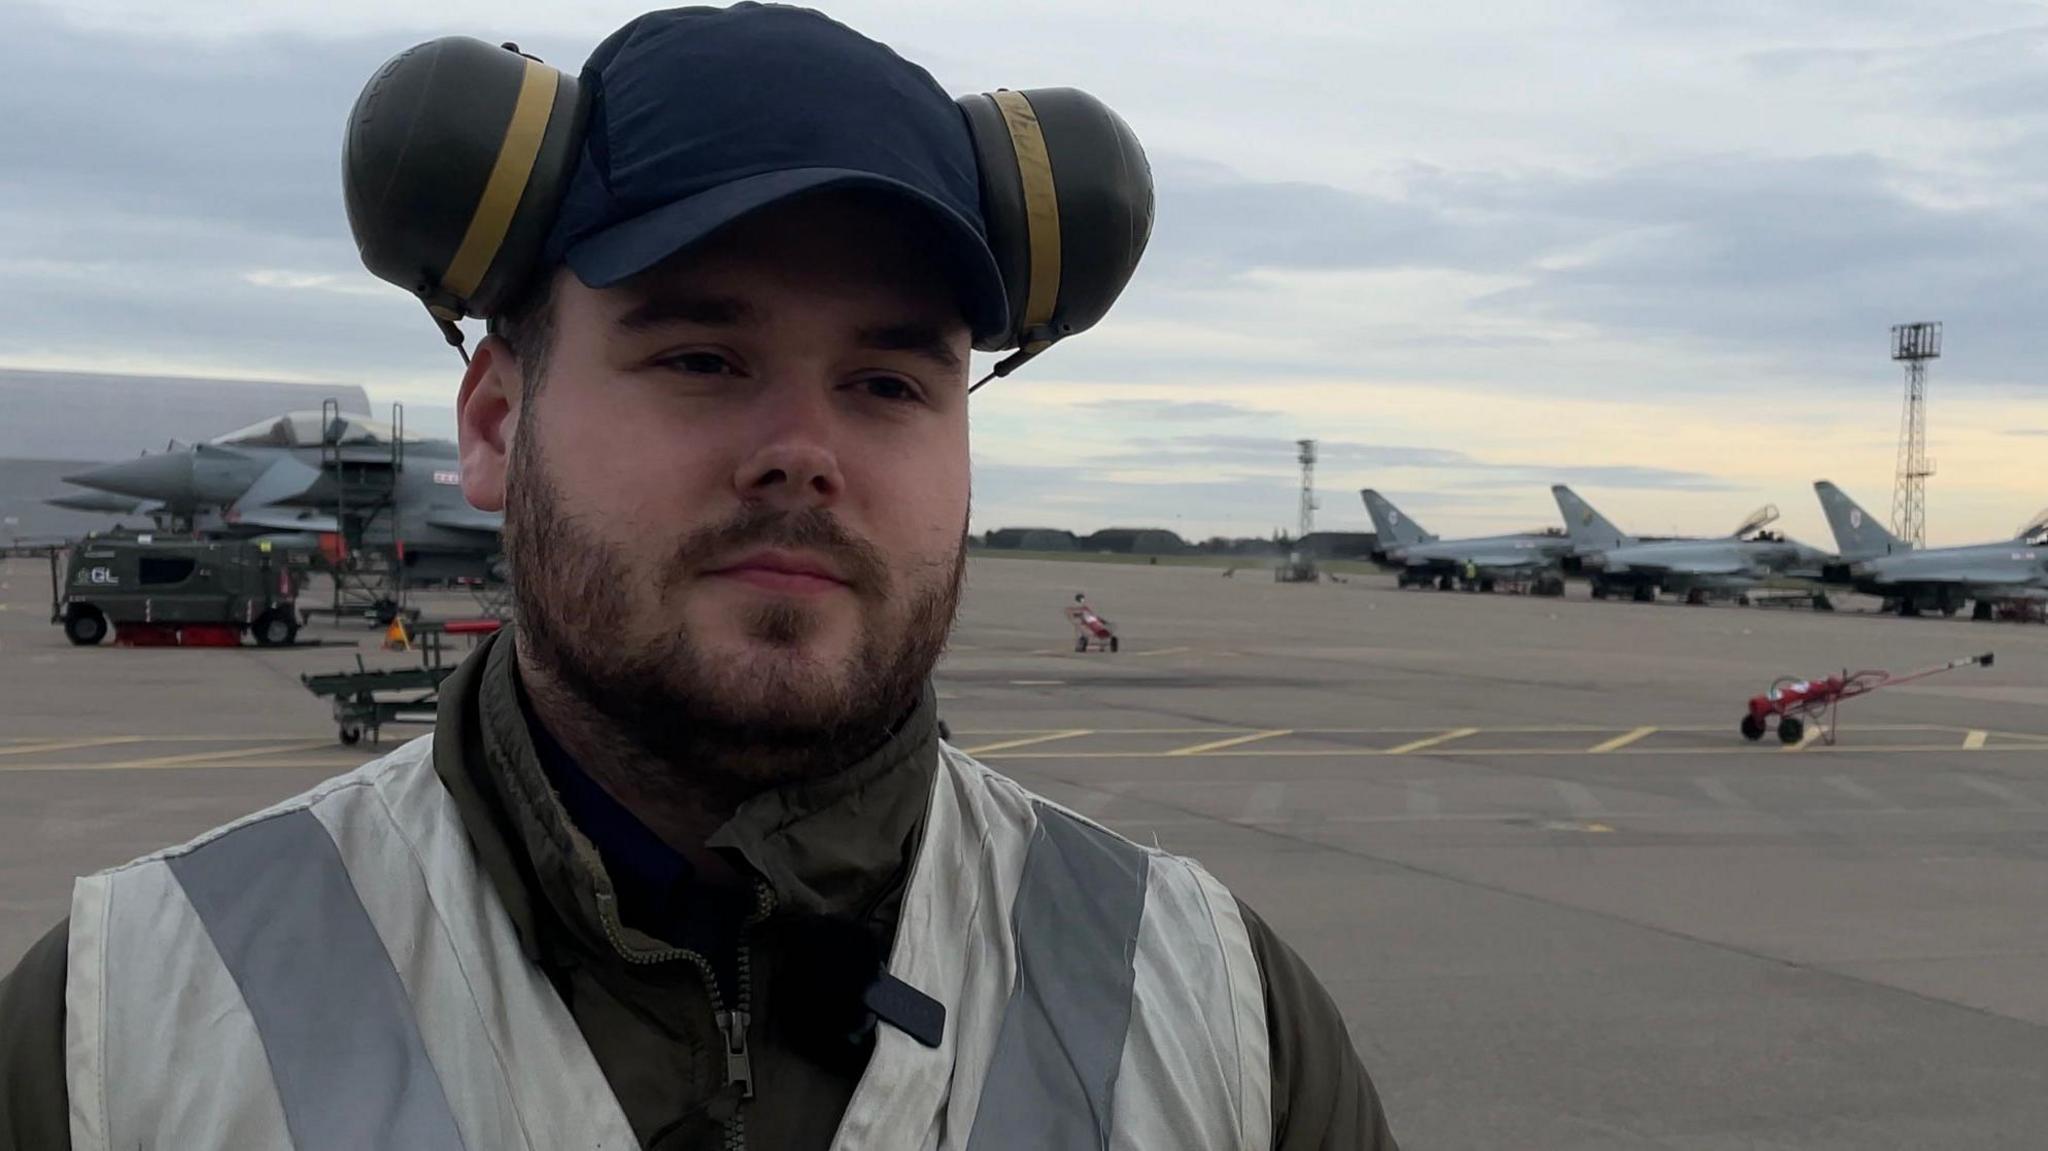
xmin=504 ymin=429 xmax=964 ymax=797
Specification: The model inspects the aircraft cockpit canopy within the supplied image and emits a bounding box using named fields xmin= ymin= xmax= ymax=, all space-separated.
xmin=1734 ymin=504 xmax=1781 ymax=539
xmin=210 ymin=411 xmax=392 ymax=449
xmin=2019 ymin=507 xmax=2048 ymax=545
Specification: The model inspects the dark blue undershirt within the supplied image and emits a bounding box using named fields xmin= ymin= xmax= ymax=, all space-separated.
xmin=516 ymin=679 xmax=751 ymax=987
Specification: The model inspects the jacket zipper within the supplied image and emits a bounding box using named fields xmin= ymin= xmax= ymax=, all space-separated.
xmin=593 ymin=880 xmax=778 ymax=1150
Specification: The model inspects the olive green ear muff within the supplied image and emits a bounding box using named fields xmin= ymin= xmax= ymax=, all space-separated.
xmin=342 ymin=37 xmax=586 ymax=356
xmin=957 ymin=87 xmax=1156 ymax=380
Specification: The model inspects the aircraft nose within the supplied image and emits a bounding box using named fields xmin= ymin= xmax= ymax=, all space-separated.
xmin=64 ymin=453 xmax=195 ymax=502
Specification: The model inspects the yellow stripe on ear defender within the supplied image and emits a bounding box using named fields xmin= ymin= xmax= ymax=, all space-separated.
xmin=441 ymin=58 xmax=560 ymax=302
xmin=992 ymin=90 xmax=1062 ymax=346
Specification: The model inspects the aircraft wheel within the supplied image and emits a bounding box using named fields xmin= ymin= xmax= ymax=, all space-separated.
xmin=1740 ymin=714 xmax=1767 ymax=742
xmin=1109 ymin=636 xmax=1120 ymax=653
xmin=1778 ymin=716 xmax=1806 ymax=745
xmin=63 ymin=607 xmax=108 ymax=647
xmin=1074 ymin=636 xmax=1088 ymax=653
xmin=339 ymin=725 xmax=363 ymax=747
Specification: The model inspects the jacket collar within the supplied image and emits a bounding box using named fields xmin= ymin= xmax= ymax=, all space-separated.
xmin=432 ymin=626 xmax=939 ymax=967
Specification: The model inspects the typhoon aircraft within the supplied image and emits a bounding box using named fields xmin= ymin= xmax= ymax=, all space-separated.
xmin=1360 ymin=489 xmax=1570 ymax=594
xmin=55 ymin=409 xmax=503 ymax=585
xmin=1551 ymin=485 xmax=1833 ymax=604
xmin=1813 ymin=481 xmax=2048 ymax=619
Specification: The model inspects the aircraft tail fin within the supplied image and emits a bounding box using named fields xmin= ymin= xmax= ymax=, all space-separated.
xmin=1814 ymin=480 xmax=1901 ymax=559
xmin=1551 ymin=485 xmax=1632 ymax=550
xmin=1360 ymin=490 xmax=1435 ymax=547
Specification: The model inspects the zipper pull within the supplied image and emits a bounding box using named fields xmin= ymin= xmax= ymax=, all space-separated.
xmin=716 ymin=1009 xmax=754 ymax=1099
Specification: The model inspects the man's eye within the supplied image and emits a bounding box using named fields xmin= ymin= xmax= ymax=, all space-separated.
xmin=859 ymin=376 xmax=922 ymax=403
xmin=657 ymin=351 xmax=739 ymax=375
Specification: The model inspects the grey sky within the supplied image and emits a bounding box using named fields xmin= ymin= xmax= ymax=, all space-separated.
xmin=4 ymin=0 xmax=2044 ymax=542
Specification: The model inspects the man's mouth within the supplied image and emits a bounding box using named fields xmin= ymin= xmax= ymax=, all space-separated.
xmin=706 ymin=549 xmax=852 ymax=595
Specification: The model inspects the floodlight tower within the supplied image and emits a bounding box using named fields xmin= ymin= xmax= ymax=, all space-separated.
xmin=1889 ymin=322 xmax=1941 ymax=549
xmin=1296 ymin=439 xmax=1318 ymax=542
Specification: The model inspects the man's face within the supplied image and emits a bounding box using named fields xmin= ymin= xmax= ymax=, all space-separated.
xmin=458 ymin=193 xmax=972 ymax=784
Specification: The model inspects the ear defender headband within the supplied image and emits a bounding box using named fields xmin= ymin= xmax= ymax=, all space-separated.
xmin=341 ymin=36 xmax=1155 ymax=383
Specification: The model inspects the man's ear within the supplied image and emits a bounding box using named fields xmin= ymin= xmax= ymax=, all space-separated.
xmin=455 ymin=333 xmax=523 ymax=513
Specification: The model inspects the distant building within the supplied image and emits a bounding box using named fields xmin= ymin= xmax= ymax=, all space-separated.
xmin=1082 ymin=527 xmax=1189 ymax=555
xmin=0 ymin=367 xmax=374 ymax=544
xmin=982 ymin=527 xmax=1079 ymax=551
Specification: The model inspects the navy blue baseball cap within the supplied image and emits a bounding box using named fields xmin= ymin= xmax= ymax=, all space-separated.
xmin=540 ymin=3 xmax=1010 ymax=342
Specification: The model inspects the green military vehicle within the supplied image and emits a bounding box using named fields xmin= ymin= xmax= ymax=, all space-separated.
xmin=53 ymin=533 xmax=309 ymax=647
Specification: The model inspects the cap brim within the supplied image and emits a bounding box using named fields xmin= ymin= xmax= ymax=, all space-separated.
xmin=561 ymin=167 xmax=1010 ymax=343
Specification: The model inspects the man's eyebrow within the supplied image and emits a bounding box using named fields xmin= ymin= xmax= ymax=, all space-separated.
xmin=859 ymin=321 xmax=964 ymax=375
xmin=616 ymin=293 xmax=756 ymax=332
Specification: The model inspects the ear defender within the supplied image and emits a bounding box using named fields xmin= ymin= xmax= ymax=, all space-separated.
xmin=342 ymin=37 xmax=586 ymax=357
xmin=957 ymin=88 xmax=1156 ymax=381
xmin=342 ymin=43 xmax=1155 ymax=380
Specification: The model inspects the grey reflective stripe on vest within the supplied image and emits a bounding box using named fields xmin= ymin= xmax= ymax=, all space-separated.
xmin=167 ymin=808 xmax=468 ymax=1151
xmin=966 ymin=805 xmax=1151 ymax=1150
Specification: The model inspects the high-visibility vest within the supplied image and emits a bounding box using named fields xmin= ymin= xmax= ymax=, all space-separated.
xmin=65 ymin=735 xmax=1272 ymax=1149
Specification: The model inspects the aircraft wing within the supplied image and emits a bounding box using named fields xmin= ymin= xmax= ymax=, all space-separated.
xmin=230 ymin=506 xmax=341 ymax=533
xmin=227 ymin=456 xmax=323 ymax=518
xmin=1616 ymin=557 xmax=1751 ymax=577
xmin=425 ymin=507 xmax=505 ymax=535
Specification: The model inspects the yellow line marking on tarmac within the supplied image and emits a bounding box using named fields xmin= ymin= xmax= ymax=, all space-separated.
xmin=1383 ymin=728 xmax=1479 ymax=755
xmin=1781 ymin=725 xmax=1826 ymax=752
xmin=978 ymin=744 xmax=2048 ymax=760
xmin=0 ymin=736 xmax=149 ymax=758
xmin=1963 ymin=730 xmax=1990 ymax=750
xmin=959 ymin=730 xmax=1093 ymax=756
xmin=1123 ymin=646 xmax=1191 ymax=658
xmin=92 ymin=741 xmax=337 ymax=771
xmin=1589 ymin=726 xmax=1658 ymax=753
xmin=0 ymin=757 xmax=368 ymax=774
xmin=1166 ymin=729 xmax=1292 ymax=756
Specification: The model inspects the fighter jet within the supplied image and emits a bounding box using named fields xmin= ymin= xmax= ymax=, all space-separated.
xmin=1813 ymin=480 xmax=2048 ymax=619
xmin=1551 ymin=485 xmax=1833 ymax=604
xmin=58 ymin=409 xmax=503 ymax=584
xmin=1360 ymin=489 xmax=1570 ymax=593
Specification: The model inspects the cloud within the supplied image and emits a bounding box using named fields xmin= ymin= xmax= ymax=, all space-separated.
xmin=2007 ymin=429 xmax=2048 ymax=436
xmin=1075 ymin=398 xmax=1281 ymax=423
xmin=1091 ymin=433 xmax=1733 ymax=490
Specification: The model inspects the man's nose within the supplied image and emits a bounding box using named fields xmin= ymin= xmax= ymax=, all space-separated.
xmin=733 ymin=402 xmax=845 ymax=509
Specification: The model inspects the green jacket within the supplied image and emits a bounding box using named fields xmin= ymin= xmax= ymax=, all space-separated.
xmin=1 ymin=629 xmax=1396 ymax=1148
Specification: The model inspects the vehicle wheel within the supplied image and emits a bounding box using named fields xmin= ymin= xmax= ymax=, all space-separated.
xmin=253 ymin=610 xmax=297 ymax=648
xmin=1737 ymin=594 xmax=1752 ymax=607
xmin=63 ymin=607 xmax=108 ymax=647
xmin=339 ymin=725 xmax=363 ymax=747
xmin=1972 ymin=601 xmax=1993 ymax=622
xmin=1941 ymin=602 xmax=1959 ymax=618
xmin=1813 ymin=594 xmax=1835 ymax=612
xmin=1740 ymin=714 xmax=1767 ymax=742
xmin=1109 ymin=636 xmax=1120 ymax=652
xmin=1778 ymin=716 xmax=1806 ymax=745
xmin=1897 ymin=599 xmax=1920 ymax=618
xmin=1686 ymin=589 xmax=1707 ymax=605
xmin=1479 ymin=578 xmax=1496 ymax=593
xmin=1075 ymin=636 xmax=1088 ymax=652
xmin=1632 ymin=585 xmax=1656 ymax=603
xmin=1438 ymin=575 xmax=1455 ymax=591
xmin=1590 ymin=583 xmax=1609 ymax=600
